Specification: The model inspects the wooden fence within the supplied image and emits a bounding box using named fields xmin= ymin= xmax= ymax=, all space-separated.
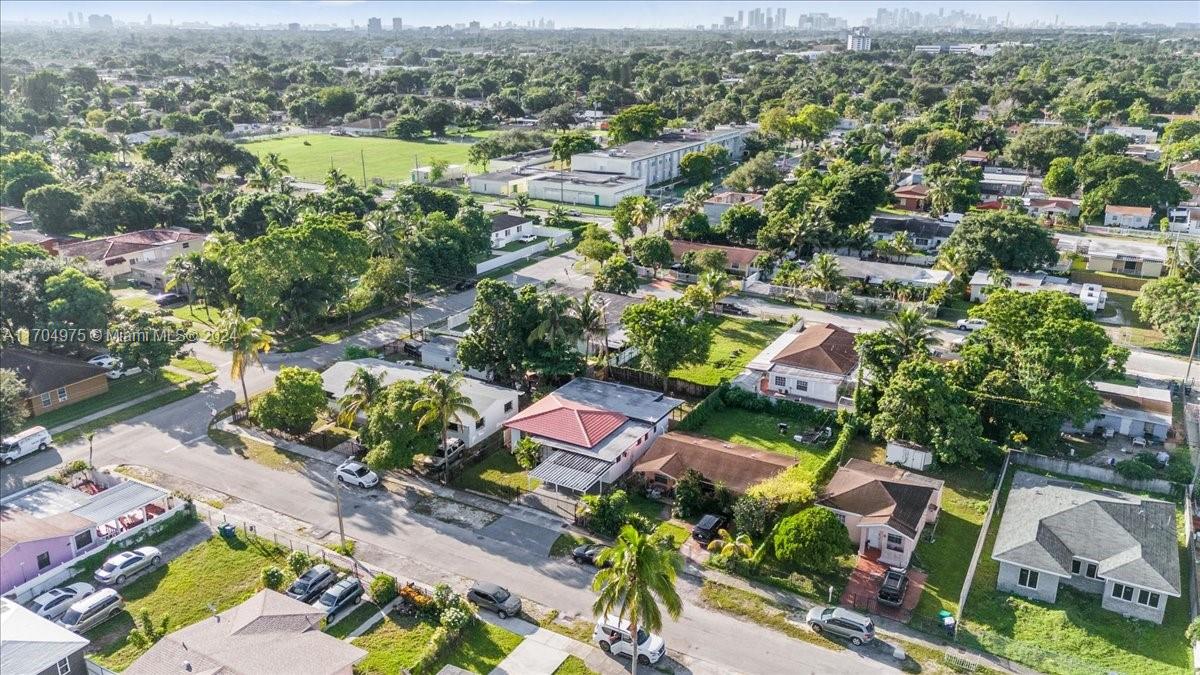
xmin=1069 ymin=270 xmax=1149 ymax=291
xmin=604 ymin=365 xmax=719 ymax=399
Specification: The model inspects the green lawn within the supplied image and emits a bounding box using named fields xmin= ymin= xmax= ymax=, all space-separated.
xmin=87 ymin=534 xmax=292 ymax=670
xmin=25 ymin=369 xmax=193 ymax=433
xmin=451 ymin=450 xmax=539 ymax=501
xmin=170 ymin=356 xmax=216 ymax=375
xmin=113 ymin=289 xmax=159 ymax=313
xmin=960 ymin=470 xmax=1192 ymax=675
xmin=352 ymin=612 xmax=439 ymax=674
xmin=324 ymin=601 xmax=380 ymax=639
xmin=669 ymin=316 xmax=788 ymax=386
xmin=241 ymin=134 xmax=478 ymax=185
xmin=427 ymin=620 xmax=524 ymax=674
xmin=553 ymin=655 xmax=598 ymax=675
xmin=690 ymin=408 xmax=833 ymax=478
xmin=492 ymin=236 xmax=548 ymax=253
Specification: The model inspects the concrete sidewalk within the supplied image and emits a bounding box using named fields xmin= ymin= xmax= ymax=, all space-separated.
xmin=48 ymin=385 xmax=181 ymax=435
xmin=481 ymin=613 xmax=630 ymax=675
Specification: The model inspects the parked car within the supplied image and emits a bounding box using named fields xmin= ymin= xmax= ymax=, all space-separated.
xmin=568 ymin=209 xmax=582 ymax=217
xmin=94 ymin=546 xmax=161 ymax=585
xmin=518 ymin=235 xmax=538 ymax=243
xmin=336 ymin=459 xmax=379 ymax=488
xmin=28 ymin=583 xmax=96 ymax=621
xmin=593 ymin=614 xmax=667 ymax=665
xmin=153 ymin=292 xmax=184 ymax=306
xmin=285 ymin=564 xmax=336 ymax=603
xmin=467 ymin=581 xmax=521 ymax=619
xmin=572 ymin=543 xmax=611 ymax=567
xmin=691 ymin=514 xmax=724 ymax=544
xmin=87 ymin=354 xmax=121 ymax=369
xmin=312 ymin=576 xmax=363 ymax=618
xmin=401 ymin=341 xmax=423 ymax=358
xmin=714 ymin=301 xmax=751 ymax=316
xmin=105 ymin=366 xmax=143 ymax=380
xmin=955 ymin=318 xmax=988 ymax=332
xmin=805 ymin=606 xmax=875 ymax=645
xmin=57 ymin=588 xmax=123 ymax=633
xmin=425 ymin=438 xmax=466 ymax=473
xmin=877 ymin=568 xmax=909 ymax=608
xmin=1 ymin=426 xmax=52 ymax=465
xmin=453 ymin=277 xmax=479 ymax=292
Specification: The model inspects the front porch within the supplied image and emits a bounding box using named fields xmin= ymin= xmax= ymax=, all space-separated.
xmin=840 ymin=547 xmax=928 ymax=623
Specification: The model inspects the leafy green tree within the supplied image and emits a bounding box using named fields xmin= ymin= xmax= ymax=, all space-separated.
xmin=512 ymin=436 xmax=541 ymax=470
xmin=0 ymin=370 xmax=29 ymax=436
xmin=0 ymin=241 xmax=49 ymax=272
xmin=592 ymin=525 xmax=683 ymax=674
xmin=20 ymin=70 xmax=64 ymax=113
xmin=106 ymin=310 xmax=180 ymax=371
xmin=78 ymin=182 xmax=159 ymax=235
xmin=773 ymin=508 xmax=852 ymax=572
xmin=823 ymin=166 xmax=890 ymax=226
xmin=925 ymin=161 xmax=982 ymax=217
xmin=1133 ymin=276 xmax=1200 ymax=349
xmin=252 ymin=366 xmax=327 ymax=435
xmin=790 ymin=104 xmax=838 ymax=146
xmin=679 ymin=152 xmax=714 ymax=185
xmin=43 ymin=267 xmax=111 ymax=343
xmin=577 ymin=223 xmax=618 ymax=262
xmin=140 ymin=136 xmax=178 ymax=166
xmin=871 ymin=358 xmax=984 ymax=465
xmin=22 ymin=184 xmax=82 ymax=235
xmin=717 ymin=205 xmax=766 ymax=246
xmin=1005 ymin=125 xmax=1084 ymax=172
xmin=387 ymin=114 xmax=425 ymax=140
xmin=1 ymin=151 xmax=55 ymax=206
xmin=420 ymin=101 xmax=458 ymax=136
xmin=594 ymin=253 xmax=639 ymax=295
xmin=937 ymin=210 xmax=1057 ymax=275
xmin=620 ymin=298 xmax=712 ymax=390
xmin=722 ymin=152 xmax=780 ymax=193
xmin=551 ymin=131 xmax=600 ymax=165
xmin=1043 ymin=157 xmax=1079 ymax=197
xmin=458 ymin=280 xmax=542 ymax=386
xmin=362 ymin=381 xmax=438 ymax=470
xmin=608 ymin=104 xmax=666 ymax=145
xmin=414 ymin=372 xmax=480 ymax=484
xmin=912 ymin=129 xmax=967 ymax=163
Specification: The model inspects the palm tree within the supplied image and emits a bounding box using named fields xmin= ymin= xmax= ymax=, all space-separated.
xmin=886 ymin=308 xmax=936 ymax=359
xmin=927 ymin=176 xmax=954 ymax=217
xmin=682 ymin=184 xmax=712 ymax=213
xmin=165 ymin=252 xmax=200 ymax=306
xmin=805 ymin=253 xmax=844 ymax=292
xmin=546 ymin=205 xmax=570 ymax=228
xmin=696 ymin=270 xmax=734 ymax=313
xmin=890 ymin=231 xmax=917 ymax=264
xmin=209 ymin=309 xmax=273 ymax=413
xmin=363 ymin=210 xmax=403 ymax=258
xmin=264 ymin=195 xmax=300 ymax=229
xmin=844 ymin=222 xmax=873 ymax=258
xmin=630 ymin=197 xmax=660 ymax=236
xmin=593 ymin=525 xmax=683 ymax=674
xmin=336 ymin=367 xmax=384 ymax=428
xmin=413 ymin=373 xmax=480 ymax=484
xmin=263 ymin=152 xmax=290 ymax=176
xmin=706 ymin=529 xmax=754 ymax=559
xmin=987 ymin=266 xmax=1011 ymax=291
xmin=246 ymin=164 xmax=280 ymax=192
xmin=529 ymin=293 xmax=581 ymax=350
xmin=572 ymin=291 xmax=607 ymax=372
xmin=513 ymin=193 xmax=532 ymax=217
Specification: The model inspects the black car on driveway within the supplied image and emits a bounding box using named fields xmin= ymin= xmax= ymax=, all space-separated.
xmin=572 ymin=543 xmax=611 ymax=567
xmin=877 ymin=568 xmax=909 ymax=608
xmin=286 ymin=564 xmax=336 ymax=603
xmin=691 ymin=514 xmax=725 ymax=544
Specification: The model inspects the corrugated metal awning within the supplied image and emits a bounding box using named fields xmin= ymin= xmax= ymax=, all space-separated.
xmin=70 ymin=481 xmax=167 ymax=524
xmin=529 ymin=451 xmax=609 ymax=492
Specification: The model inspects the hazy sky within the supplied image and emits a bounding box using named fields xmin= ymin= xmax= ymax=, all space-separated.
xmin=1 ymin=1 xmax=1197 ymax=29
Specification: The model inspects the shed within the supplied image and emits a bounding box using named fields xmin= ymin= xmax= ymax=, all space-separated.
xmin=885 ymin=440 xmax=933 ymax=471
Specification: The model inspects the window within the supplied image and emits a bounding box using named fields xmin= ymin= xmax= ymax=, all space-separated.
xmin=57 ymin=387 xmax=68 ymax=402
xmin=773 ymin=376 xmax=787 ymax=387
xmin=1085 ymin=562 xmax=1098 ymax=579
xmin=36 ymin=552 xmax=51 ymax=570
xmin=475 ymin=417 xmax=484 ymax=430
xmin=833 ymin=512 xmax=846 ymax=523
xmin=1122 ymin=260 xmax=1138 ymax=273
xmin=182 ymin=242 xmax=190 ymax=249
xmin=1071 ymin=559 xmax=1081 ymax=575
xmin=56 ymin=658 xmax=71 ymax=675
xmin=448 ymin=422 xmax=460 ymax=432
xmin=1018 ymin=568 xmax=1039 ymax=589
xmin=1111 ymin=583 xmax=1135 ymax=602
xmin=885 ymin=533 xmax=904 ymax=552
xmin=74 ymin=530 xmax=93 ymax=550
xmin=795 ymin=380 xmax=809 ymax=392
xmin=40 ymin=392 xmax=52 ymax=407
xmin=504 ymin=401 xmax=513 ymax=412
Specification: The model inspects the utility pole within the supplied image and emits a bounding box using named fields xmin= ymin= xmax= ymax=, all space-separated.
xmin=360 ymin=149 xmax=367 ymax=186
xmin=333 ymin=474 xmax=346 ymax=549
xmin=87 ymin=432 xmax=95 ymax=468
xmin=406 ymin=267 xmax=415 ymax=338
xmin=1185 ymin=311 xmax=1200 ymax=389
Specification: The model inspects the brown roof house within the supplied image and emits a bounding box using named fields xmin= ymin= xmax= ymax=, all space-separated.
xmin=633 ymin=432 xmax=797 ymax=494
xmin=52 ymin=227 xmax=205 ymax=279
xmin=669 ymin=240 xmax=764 ymax=277
xmin=817 ymin=459 xmax=944 ymax=568
xmin=892 ymin=184 xmax=929 ymax=211
xmin=740 ymin=322 xmax=858 ymax=407
xmin=125 ymin=589 xmax=366 ymax=675
xmin=0 ymin=348 xmax=109 ymax=417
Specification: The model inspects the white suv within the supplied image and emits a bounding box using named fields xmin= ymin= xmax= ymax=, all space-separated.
xmin=593 ymin=615 xmax=667 ymax=665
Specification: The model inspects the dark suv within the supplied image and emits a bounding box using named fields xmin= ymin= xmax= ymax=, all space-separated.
xmin=691 ymin=514 xmax=724 ymax=544
xmin=877 ymin=568 xmax=909 ymax=607
xmin=286 ymin=564 xmax=336 ymax=603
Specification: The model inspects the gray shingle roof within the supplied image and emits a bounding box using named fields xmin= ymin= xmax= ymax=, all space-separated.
xmin=0 ymin=598 xmax=88 ymax=674
xmin=1 ymin=347 xmax=108 ymax=395
xmin=992 ymin=471 xmax=1181 ymax=596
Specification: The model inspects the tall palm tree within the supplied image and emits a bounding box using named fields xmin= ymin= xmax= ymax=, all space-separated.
xmin=165 ymin=252 xmax=200 ymax=306
xmin=630 ymin=197 xmax=660 ymax=236
xmin=209 ymin=309 xmax=273 ymax=412
xmin=805 ymin=253 xmax=844 ymax=292
xmin=886 ymin=308 xmax=936 ymax=359
xmin=695 ymin=270 xmax=734 ymax=313
xmin=927 ymin=176 xmax=954 ymax=217
xmin=844 ymin=222 xmax=873 ymax=257
xmin=530 ymin=293 xmax=581 ymax=350
xmin=572 ymin=291 xmax=606 ymax=372
xmin=546 ymin=205 xmax=570 ymax=228
xmin=264 ymin=195 xmax=300 ymax=229
xmin=263 ymin=152 xmax=290 ymax=176
xmin=706 ymin=529 xmax=754 ymax=559
xmin=363 ymin=210 xmax=403 ymax=258
xmin=414 ymin=373 xmax=480 ymax=484
xmin=593 ymin=525 xmax=683 ymax=674
xmin=513 ymin=193 xmax=532 ymax=217
xmin=336 ymin=367 xmax=384 ymax=427
xmin=246 ymin=164 xmax=280 ymax=192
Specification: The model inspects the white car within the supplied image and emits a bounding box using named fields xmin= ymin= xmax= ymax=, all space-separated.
xmin=94 ymin=546 xmax=161 ymax=585
xmin=87 ymin=354 xmax=121 ymax=369
xmin=518 ymin=235 xmax=537 ymax=243
xmin=956 ymin=318 xmax=988 ymax=332
xmin=336 ymin=459 xmax=379 ymax=488
xmin=106 ymin=366 xmax=143 ymax=380
xmin=593 ymin=615 xmax=667 ymax=665
xmin=28 ymin=583 xmax=96 ymax=621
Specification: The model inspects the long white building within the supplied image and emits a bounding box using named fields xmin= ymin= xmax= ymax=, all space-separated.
xmin=570 ymin=126 xmax=754 ymax=186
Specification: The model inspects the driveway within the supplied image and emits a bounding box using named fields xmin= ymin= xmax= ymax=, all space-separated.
xmin=479 ymin=516 xmax=562 ymax=556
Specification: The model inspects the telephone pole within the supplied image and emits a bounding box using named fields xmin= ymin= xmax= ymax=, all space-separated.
xmin=333 ymin=473 xmax=346 ymax=549
xmin=1185 ymin=312 xmax=1200 ymax=388
xmin=406 ymin=267 xmax=415 ymax=338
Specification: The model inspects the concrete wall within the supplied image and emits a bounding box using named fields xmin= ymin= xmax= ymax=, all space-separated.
xmin=763 ymin=371 xmax=840 ymax=404
xmin=1009 ymin=450 xmax=1175 ymax=495
xmin=997 ymin=561 xmax=1060 ymax=603
xmin=475 ymin=240 xmax=550 ymax=275
xmin=1086 ymin=256 xmax=1164 ymax=279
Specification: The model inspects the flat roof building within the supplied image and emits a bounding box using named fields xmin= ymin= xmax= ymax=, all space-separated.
xmin=571 ymin=126 xmax=754 ymax=186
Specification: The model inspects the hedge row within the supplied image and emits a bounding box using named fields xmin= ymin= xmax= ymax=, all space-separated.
xmin=813 ymin=417 xmax=858 ymax=487
xmin=675 ymin=383 xmax=839 ymax=433
xmin=674 ymin=383 xmax=730 ymax=432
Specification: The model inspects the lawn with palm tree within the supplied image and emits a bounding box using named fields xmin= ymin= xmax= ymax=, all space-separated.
xmin=240 ymin=134 xmax=480 ymax=185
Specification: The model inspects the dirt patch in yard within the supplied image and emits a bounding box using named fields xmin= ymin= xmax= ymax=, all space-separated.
xmin=412 ymin=496 xmax=500 ymax=529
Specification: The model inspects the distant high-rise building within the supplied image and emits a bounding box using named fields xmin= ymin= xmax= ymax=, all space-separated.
xmin=392 ymin=17 xmax=402 ymax=31
xmin=846 ymin=26 xmax=871 ymax=51
xmin=288 ymin=22 xmax=300 ymax=31
xmin=737 ymin=10 xmax=744 ymax=28
xmin=367 ymin=17 xmax=382 ymax=33
xmin=67 ymin=11 xmax=74 ymax=26
xmin=146 ymin=13 xmax=152 ymax=26
xmin=87 ymin=14 xmax=114 ymax=29
xmin=776 ymin=8 xmax=786 ymax=30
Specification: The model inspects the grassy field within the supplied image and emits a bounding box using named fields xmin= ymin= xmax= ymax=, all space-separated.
xmin=87 ymin=534 xmax=291 ymax=670
xmin=669 ymin=316 xmax=788 ymax=386
xmin=960 ymin=470 xmax=1192 ymax=675
xmin=452 ymin=450 xmax=539 ymax=501
xmin=241 ymin=134 xmax=478 ymax=185
xmin=690 ymin=408 xmax=833 ymax=478
xmin=352 ymin=612 xmax=438 ymax=674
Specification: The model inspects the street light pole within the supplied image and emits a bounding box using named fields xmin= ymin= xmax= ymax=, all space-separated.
xmin=1185 ymin=311 xmax=1200 ymax=388
xmin=406 ymin=267 xmax=415 ymax=339
xmin=87 ymin=432 xmax=95 ymax=468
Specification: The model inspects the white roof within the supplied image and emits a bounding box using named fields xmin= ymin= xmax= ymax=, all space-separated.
xmin=1055 ymin=234 xmax=1167 ymax=262
xmin=835 ymin=256 xmax=952 ymax=286
xmin=320 ymin=359 xmax=515 ymax=418
xmin=1094 ymin=380 xmax=1172 ymax=405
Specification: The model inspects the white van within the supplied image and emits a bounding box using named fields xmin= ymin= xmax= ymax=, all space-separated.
xmin=1 ymin=426 xmax=52 ymax=464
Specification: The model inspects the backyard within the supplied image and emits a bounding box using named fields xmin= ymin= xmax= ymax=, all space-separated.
xmin=451 ymin=450 xmax=539 ymax=501
xmin=959 ymin=469 xmax=1192 ymax=675
xmin=352 ymin=611 xmax=524 ymax=675
xmin=668 ymin=316 xmax=788 ymax=386
xmin=690 ymin=407 xmax=834 ymax=478
xmin=240 ymin=133 xmax=480 ymax=185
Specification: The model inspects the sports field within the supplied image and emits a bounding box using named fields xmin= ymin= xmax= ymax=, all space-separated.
xmin=240 ymin=133 xmax=482 ymax=185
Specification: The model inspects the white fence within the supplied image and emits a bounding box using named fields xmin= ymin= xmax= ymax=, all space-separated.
xmin=634 ymin=266 xmax=753 ymax=290
xmin=475 ymin=240 xmax=550 ymax=275
xmin=1009 ymin=450 xmax=1176 ymax=495
xmin=742 ymin=281 xmax=937 ymax=316
xmin=1084 ymin=225 xmax=1200 ymax=242
xmin=532 ymin=225 xmax=573 ymax=247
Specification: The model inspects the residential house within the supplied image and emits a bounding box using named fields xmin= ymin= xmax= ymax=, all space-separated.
xmin=489 ymin=213 xmax=534 ymax=248
xmin=51 ymin=228 xmax=206 ymax=279
xmin=868 ymin=214 xmax=955 ymax=253
xmin=1124 ymin=144 xmax=1162 ymax=162
xmin=979 ymin=170 xmax=1029 ymax=197
xmin=1171 ymin=159 xmax=1200 ymax=181
xmin=526 ymin=170 xmax=647 ymax=207
xmin=1055 ymin=234 xmax=1167 ymax=279
xmin=992 ymin=472 xmax=1180 ymax=624
xmin=1064 ymin=381 xmax=1173 ymax=441
xmin=967 ymin=269 xmax=1106 ymax=312
xmin=703 ymin=191 xmax=764 ymax=222
xmin=557 ymin=287 xmax=647 ymax=366
xmin=1099 ymin=125 xmax=1159 ymax=144
xmin=633 ymin=432 xmax=797 ymax=495
xmin=2 ymin=348 xmax=109 ymax=417
xmin=570 ymin=126 xmax=753 ymax=185
xmin=0 ymin=206 xmax=33 ymax=228
xmin=892 ymin=184 xmax=929 ymax=211
xmin=960 ymin=149 xmax=989 ymax=166
xmin=1025 ymin=197 xmax=1080 ymax=222
xmin=1167 ymin=205 xmax=1200 ymax=235
xmin=125 ymin=590 xmax=366 ymax=675
xmin=1103 ymin=205 xmax=1154 ymax=229
xmin=836 ymin=255 xmax=953 ymax=288
xmin=337 ymin=116 xmax=389 ymax=137
xmin=0 ymin=598 xmax=89 ymax=675
xmin=669 ymin=240 xmax=763 ymax=277
xmin=411 ymin=163 xmax=466 ymax=184
xmin=817 ymin=459 xmax=944 ymax=568
xmin=743 ymin=322 xmax=858 ymax=407
xmin=320 ymin=359 xmax=517 ymax=447
xmin=504 ymin=378 xmax=683 ymax=494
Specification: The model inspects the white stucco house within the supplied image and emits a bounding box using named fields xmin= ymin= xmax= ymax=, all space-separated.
xmin=741 ymin=323 xmax=859 ymax=408
xmin=489 ymin=213 xmax=534 ymax=248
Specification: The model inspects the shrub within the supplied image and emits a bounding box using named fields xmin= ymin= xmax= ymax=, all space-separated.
xmin=433 ymin=583 xmax=457 ymax=610
xmin=61 ymin=459 xmax=90 ymax=475
xmin=252 ymin=366 xmax=327 ymax=435
xmin=747 ymin=466 xmax=814 ymax=509
xmin=331 ymin=539 xmax=356 ymax=556
xmin=370 ymin=573 xmax=398 ymax=606
xmin=579 ymin=489 xmax=630 ymax=537
xmin=1114 ymin=459 xmax=1155 ymax=481
xmin=440 ymin=605 xmax=472 ymax=629
xmin=343 ymin=345 xmax=378 ymax=360
xmin=623 ymin=511 xmax=655 ymax=535
xmin=1187 ymin=616 xmax=1200 ymax=643
xmin=261 ymin=565 xmax=286 ymax=590
xmin=773 ymin=507 xmax=852 ymax=573
xmin=732 ymin=494 xmax=775 ymax=539
xmin=511 ymin=436 xmax=540 ymax=470
xmin=286 ymin=550 xmax=313 ymax=575
xmin=673 ymin=469 xmax=708 ymax=519
xmin=399 ymin=583 xmax=436 ymax=617
xmin=1167 ymin=456 xmax=1194 ymax=484
xmin=126 ymin=610 xmax=170 ymax=649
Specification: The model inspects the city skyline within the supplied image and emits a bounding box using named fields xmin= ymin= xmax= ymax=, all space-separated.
xmin=1 ymin=1 xmax=1197 ymax=30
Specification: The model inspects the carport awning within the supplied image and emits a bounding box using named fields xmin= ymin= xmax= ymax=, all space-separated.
xmin=529 ymin=451 xmax=609 ymax=492
xmin=70 ymin=481 xmax=167 ymax=524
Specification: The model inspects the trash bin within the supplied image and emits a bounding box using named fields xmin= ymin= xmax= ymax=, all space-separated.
xmin=218 ymin=523 xmax=237 ymax=538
